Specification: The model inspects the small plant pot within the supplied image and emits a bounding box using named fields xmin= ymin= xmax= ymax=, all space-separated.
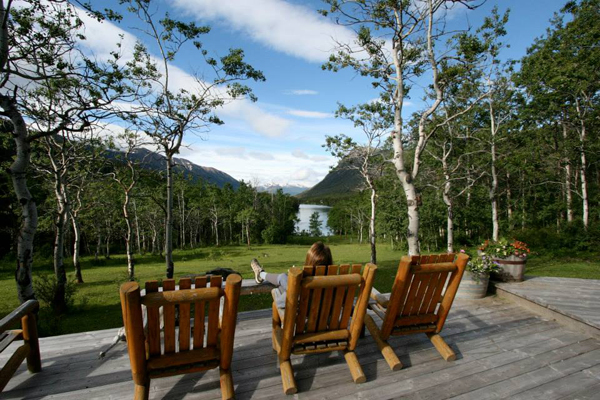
xmin=456 ymin=272 xmax=489 ymax=299
xmin=492 ymin=255 xmax=526 ymax=282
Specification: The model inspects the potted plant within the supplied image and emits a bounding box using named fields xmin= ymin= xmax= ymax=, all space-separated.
xmin=457 ymin=250 xmax=501 ymax=299
xmin=479 ymin=238 xmax=530 ymax=282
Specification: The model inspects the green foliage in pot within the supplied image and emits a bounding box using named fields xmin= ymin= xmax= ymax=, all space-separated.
xmin=462 ymin=250 xmax=501 ymax=283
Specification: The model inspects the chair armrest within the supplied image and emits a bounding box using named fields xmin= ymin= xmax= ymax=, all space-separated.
xmin=0 ymin=300 xmax=39 ymax=332
xmin=370 ymin=288 xmax=390 ymax=309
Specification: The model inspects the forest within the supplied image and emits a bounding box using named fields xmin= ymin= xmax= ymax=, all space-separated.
xmin=0 ymin=0 xmax=598 ymax=323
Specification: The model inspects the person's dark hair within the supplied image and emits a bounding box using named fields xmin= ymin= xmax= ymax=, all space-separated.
xmin=304 ymin=241 xmax=333 ymax=267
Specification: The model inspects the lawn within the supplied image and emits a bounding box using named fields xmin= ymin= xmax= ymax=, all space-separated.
xmin=1 ymin=239 xmax=599 ymax=337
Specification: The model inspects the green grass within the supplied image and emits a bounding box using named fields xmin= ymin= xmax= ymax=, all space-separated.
xmin=1 ymin=239 xmax=598 ymax=337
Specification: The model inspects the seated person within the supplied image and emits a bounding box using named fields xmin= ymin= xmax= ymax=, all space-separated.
xmin=251 ymin=241 xmax=333 ymax=308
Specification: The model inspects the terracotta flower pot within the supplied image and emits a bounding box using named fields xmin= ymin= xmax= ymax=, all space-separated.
xmin=456 ymin=271 xmax=489 ymax=299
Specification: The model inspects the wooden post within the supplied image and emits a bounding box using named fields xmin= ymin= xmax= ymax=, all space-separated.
xmin=348 ymin=264 xmax=377 ymax=350
xmin=219 ymin=368 xmax=235 ymax=400
xmin=119 ymin=282 xmax=148 ymax=394
xmin=220 ymin=274 xmax=242 ymax=370
xmin=381 ymin=257 xmax=412 ymax=339
xmin=435 ymin=253 xmax=468 ymax=333
xmin=427 ymin=333 xmax=456 ymax=361
xmin=21 ymin=313 xmax=41 ymax=373
xmin=364 ymin=314 xmax=402 ymax=371
xmin=279 ymin=360 xmax=297 ymax=395
xmin=344 ymin=350 xmax=366 ymax=383
xmin=279 ymin=267 xmax=302 ymax=362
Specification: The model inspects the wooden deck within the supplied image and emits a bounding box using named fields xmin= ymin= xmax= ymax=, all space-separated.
xmin=495 ymin=276 xmax=600 ymax=333
xmin=2 ymin=291 xmax=600 ymax=399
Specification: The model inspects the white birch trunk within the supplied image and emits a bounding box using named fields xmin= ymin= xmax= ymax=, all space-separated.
xmin=165 ymin=154 xmax=174 ymax=278
xmin=562 ymin=120 xmax=574 ymax=223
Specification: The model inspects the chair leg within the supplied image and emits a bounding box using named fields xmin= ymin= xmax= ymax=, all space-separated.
xmin=344 ymin=351 xmax=366 ymax=383
xmin=134 ymin=382 xmax=150 ymax=400
xmin=364 ymin=314 xmax=402 ymax=371
xmin=219 ymin=368 xmax=235 ymax=400
xmin=427 ymin=333 xmax=456 ymax=361
xmin=279 ymin=359 xmax=297 ymax=395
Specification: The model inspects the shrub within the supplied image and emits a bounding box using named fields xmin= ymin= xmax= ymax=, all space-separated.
xmin=34 ymin=275 xmax=78 ymax=315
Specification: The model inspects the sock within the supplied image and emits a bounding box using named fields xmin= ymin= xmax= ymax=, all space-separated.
xmin=259 ymin=271 xmax=267 ymax=280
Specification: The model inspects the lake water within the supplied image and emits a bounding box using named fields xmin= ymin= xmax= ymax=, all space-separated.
xmin=295 ymin=204 xmax=333 ymax=236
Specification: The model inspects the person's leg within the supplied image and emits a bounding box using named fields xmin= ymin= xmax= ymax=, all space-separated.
xmin=263 ymin=272 xmax=282 ymax=286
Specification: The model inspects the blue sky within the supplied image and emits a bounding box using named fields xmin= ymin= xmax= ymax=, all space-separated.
xmin=85 ymin=0 xmax=567 ymax=187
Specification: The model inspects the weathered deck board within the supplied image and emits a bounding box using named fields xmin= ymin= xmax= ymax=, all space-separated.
xmin=495 ymin=276 xmax=600 ymax=331
xmin=2 ymin=296 xmax=600 ymax=399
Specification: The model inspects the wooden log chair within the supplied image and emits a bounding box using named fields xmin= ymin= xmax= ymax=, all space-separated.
xmin=120 ymin=274 xmax=242 ymax=400
xmin=0 ymin=300 xmax=41 ymax=393
xmin=271 ymin=263 xmax=377 ymax=395
xmin=365 ymin=253 xmax=468 ymax=371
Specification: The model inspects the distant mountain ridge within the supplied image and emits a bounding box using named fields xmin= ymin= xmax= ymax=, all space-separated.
xmin=258 ymin=183 xmax=309 ymax=196
xmin=296 ymin=158 xmax=363 ymax=202
xmin=105 ymin=148 xmax=240 ymax=188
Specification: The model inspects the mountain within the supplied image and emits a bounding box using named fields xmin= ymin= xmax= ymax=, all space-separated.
xmin=258 ymin=184 xmax=310 ymax=196
xmin=296 ymin=159 xmax=363 ymax=203
xmin=105 ymin=148 xmax=239 ymax=188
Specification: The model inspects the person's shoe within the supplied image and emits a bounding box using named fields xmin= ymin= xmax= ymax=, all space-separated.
xmin=251 ymin=258 xmax=264 ymax=284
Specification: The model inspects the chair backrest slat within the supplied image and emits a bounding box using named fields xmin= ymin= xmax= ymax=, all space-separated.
xmin=328 ymin=264 xmax=350 ymax=330
xmin=193 ymin=276 xmax=208 ymax=349
xmin=145 ymin=281 xmax=161 ymax=356
xmin=306 ymin=266 xmax=326 ymax=333
xmin=162 ymin=279 xmax=176 ymax=354
xmin=295 ymin=266 xmax=314 ymax=333
xmin=193 ymin=277 xmax=207 ymax=349
xmin=338 ymin=264 xmax=362 ymax=329
xmin=317 ymin=265 xmax=338 ymax=331
xmin=178 ymin=278 xmax=192 ymax=351
xmin=426 ymin=272 xmax=450 ymax=314
xmin=418 ymin=272 xmax=442 ymax=315
xmin=206 ymin=275 xmax=222 ymax=347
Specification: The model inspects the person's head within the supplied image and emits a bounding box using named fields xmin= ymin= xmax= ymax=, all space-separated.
xmin=304 ymin=241 xmax=333 ymax=267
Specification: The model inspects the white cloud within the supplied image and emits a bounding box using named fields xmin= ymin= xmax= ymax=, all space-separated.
xmin=286 ymin=89 xmax=319 ymax=95
xmin=287 ymin=109 xmax=333 ymax=119
xmin=172 ymin=0 xmax=356 ymax=63
xmin=292 ymin=149 xmax=310 ymax=159
xmin=292 ymin=168 xmax=319 ymax=182
xmin=74 ymin=6 xmax=292 ymax=139
xmin=249 ymin=151 xmax=275 ymax=160
xmin=216 ymin=147 xmax=247 ymax=158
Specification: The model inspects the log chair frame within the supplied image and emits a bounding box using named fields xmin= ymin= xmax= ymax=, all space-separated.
xmin=365 ymin=253 xmax=468 ymax=371
xmin=0 ymin=300 xmax=41 ymax=393
xmin=271 ymin=263 xmax=377 ymax=395
xmin=120 ymin=274 xmax=242 ymax=400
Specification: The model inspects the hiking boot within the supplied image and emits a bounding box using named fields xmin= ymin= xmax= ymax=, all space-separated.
xmin=251 ymin=258 xmax=264 ymax=284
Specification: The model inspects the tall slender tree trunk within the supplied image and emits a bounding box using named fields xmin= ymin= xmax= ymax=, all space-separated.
xmin=562 ymin=120 xmax=574 ymax=223
xmin=165 ymin=154 xmax=174 ymax=278
xmin=52 ymin=177 xmax=69 ymax=314
xmin=443 ymin=178 xmax=454 ymax=253
xmin=368 ymin=183 xmax=377 ymax=265
xmin=577 ymin=116 xmax=589 ymax=229
xmin=71 ymin=214 xmax=83 ymax=283
xmin=133 ymin=199 xmax=142 ymax=254
xmin=506 ymin=171 xmax=513 ymax=231
xmin=123 ymin=191 xmax=134 ymax=280
xmin=2 ymin=100 xmax=37 ymax=303
xmin=489 ymin=100 xmax=499 ymax=241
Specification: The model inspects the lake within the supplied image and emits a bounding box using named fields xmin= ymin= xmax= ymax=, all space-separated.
xmin=295 ymin=204 xmax=332 ymax=236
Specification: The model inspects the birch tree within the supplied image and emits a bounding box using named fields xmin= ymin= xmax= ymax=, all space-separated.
xmin=326 ymin=101 xmax=389 ymax=263
xmin=321 ymin=0 xmax=489 ymax=254
xmin=122 ymin=0 xmax=265 ymax=278
xmin=0 ymin=0 xmax=129 ymax=303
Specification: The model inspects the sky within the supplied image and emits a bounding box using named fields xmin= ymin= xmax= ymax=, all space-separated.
xmin=81 ymin=0 xmax=568 ymax=188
